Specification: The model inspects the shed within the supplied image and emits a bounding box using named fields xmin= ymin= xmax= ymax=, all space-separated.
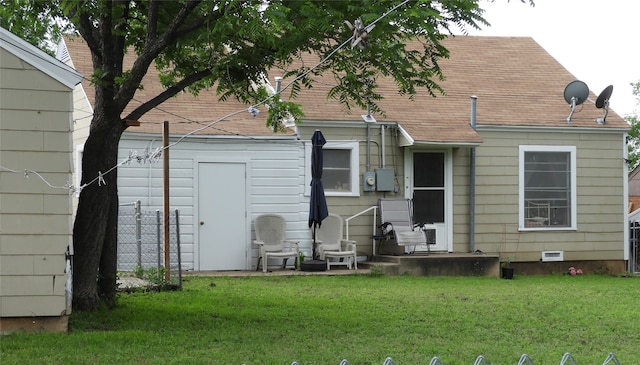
xmin=0 ymin=27 xmax=82 ymax=333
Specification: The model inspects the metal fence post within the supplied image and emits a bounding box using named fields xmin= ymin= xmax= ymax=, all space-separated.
xmin=175 ymin=209 xmax=182 ymax=288
xmin=156 ymin=210 xmax=162 ymax=269
xmin=135 ymin=200 xmax=142 ymax=268
xmin=117 ymin=204 xmax=182 ymax=284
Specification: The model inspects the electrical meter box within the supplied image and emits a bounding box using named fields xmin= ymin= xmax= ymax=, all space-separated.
xmin=375 ymin=168 xmax=395 ymax=192
xmin=363 ymin=171 xmax=376 ymax=192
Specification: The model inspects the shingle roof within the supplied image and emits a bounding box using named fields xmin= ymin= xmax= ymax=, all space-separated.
xmin=1 ymin=27 xmax=82 ymax=89
xmin=285 ymin=36 xmax=628 ymax=144
xmin=63 ymin=35 xmax=279 ymax=137
xmin=63 ymin=35 xmax=628 ymax=142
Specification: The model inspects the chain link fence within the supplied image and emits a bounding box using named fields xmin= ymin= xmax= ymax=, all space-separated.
xmin=287 ymin=352 xmax=620 ymax=365
xmin=630 ymin=220 xmax=640 ymax=274
xmin=118 ymin=200 xmax=182 ymax=288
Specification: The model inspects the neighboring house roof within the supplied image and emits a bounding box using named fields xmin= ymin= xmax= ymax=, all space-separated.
xmin=62 ymin=34 xmax=628 ymax=143
xmin=1 ymin=27 xmax=82 ymax=89
xmin=62 ymin=35 xmax=283 ymax=137
xmin=630 ymin=163 xmax=640 ymax=182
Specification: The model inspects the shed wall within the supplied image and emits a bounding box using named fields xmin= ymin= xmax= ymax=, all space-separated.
xmin=0 ymin=48 xmax=73 ymax=317
xmin=116 ymin=134 xmax=306 ymax=270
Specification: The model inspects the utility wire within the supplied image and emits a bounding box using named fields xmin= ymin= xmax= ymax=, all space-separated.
xmin=1 ymin=1 xmax=412 ymax=194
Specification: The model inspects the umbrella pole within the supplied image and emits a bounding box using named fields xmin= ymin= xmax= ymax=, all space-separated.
xmin=312 ymin=226 xmax=317 ymax=260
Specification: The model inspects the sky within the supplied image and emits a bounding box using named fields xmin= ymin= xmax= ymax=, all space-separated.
xmin=461 ymin=0 xmax=639 ymax=119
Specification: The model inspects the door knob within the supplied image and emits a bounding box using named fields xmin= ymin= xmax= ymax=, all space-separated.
xmin=200 ymin=221 xmax=204 ymax=225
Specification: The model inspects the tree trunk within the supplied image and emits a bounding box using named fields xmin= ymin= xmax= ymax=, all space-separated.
xmin=72 ymin=116 xmax=125 ymax=311
xmin=98 ymin=185 xmax=119 ymax=308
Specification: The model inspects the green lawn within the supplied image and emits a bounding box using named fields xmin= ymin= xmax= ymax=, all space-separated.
xmin=1 ymin=274 xmax=638 ymax=365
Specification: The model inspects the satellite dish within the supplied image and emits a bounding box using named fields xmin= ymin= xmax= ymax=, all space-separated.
xmin=564 ymin=80 xmax=589 ymax=123
xmin=564 ymin=80 xmax=589 ymax=105
xmin=595 ymin=85 xmax=613 ymax=124
xmin=595 ymin=85 xmax=613 ymax=109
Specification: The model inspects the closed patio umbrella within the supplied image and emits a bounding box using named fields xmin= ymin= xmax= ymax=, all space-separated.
xmin=308 ymin=129 xmax=329 ymax=260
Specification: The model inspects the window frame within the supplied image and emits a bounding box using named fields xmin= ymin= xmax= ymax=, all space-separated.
xmin=518 ymin=145 xmax=577 ymax=231
xmin=304 ymin=140 xmax=360 ymax=197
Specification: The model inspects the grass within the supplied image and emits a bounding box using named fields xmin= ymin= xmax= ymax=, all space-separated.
xmin=1 ymin=274 xmax=639 ymax=365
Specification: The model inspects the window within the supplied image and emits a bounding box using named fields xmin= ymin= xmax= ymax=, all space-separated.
xmin=519 ymin=146 xmax=576 ymax=230
xmin=323 ymin=149 xmax=351 ymax=192
xmin=305 ymin=141 xmax=359 ymax=197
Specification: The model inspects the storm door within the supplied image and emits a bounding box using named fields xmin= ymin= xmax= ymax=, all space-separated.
xmin=410 ymin=151 xmax=448 ymax=252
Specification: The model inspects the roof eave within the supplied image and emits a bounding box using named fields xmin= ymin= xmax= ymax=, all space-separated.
xmin=1 ymin=28 xmax=83 ymax=89
xmin=397 ymin=124 xmax=483 ymax=147
xmin=122 ymin=130 xmax=299 ymax=142
xmin=476 ymin=124 xmax=630 ymax=133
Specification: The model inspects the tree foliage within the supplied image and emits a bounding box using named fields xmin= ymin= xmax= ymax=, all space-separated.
xmin=0 ymin=0 xmax=69 ymax=54
xmin=2 ymin=0 xmax=534 ymax=311
xmin=626 ymin=81 xmax=640 ymax=171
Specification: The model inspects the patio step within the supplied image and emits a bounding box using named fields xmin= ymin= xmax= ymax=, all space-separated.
xmin=362 ymin=252 xmax=500 ymax=277
xmin=359 ymin=261 xmax=401 ymax=276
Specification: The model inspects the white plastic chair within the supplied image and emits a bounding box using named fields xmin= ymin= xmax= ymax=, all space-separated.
xmin=316 ymin=213 xmax=357 ymax=270
xmin=253 ymin=214 xmax=299 ymax=272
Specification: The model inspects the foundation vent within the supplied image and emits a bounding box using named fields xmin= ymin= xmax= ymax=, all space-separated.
xmin=541 ymin=250 xmax=564 ymax=262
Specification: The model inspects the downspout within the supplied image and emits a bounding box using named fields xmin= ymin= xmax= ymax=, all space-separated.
xmin=274 ymin=76 xmax=282 ymax=93
xmin=469 ymin=95 xmax=478 ymax=253
xmin=380 ymin=125 xmax=385 ymax=168
xmin=366 ymin=102 xmax=372 ymax=171
xmin=274 ymin=76 xmax=299 ymax=139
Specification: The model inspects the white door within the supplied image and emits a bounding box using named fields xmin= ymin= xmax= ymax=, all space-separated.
xmin=198 ymin=162 xmax=247 ymax=270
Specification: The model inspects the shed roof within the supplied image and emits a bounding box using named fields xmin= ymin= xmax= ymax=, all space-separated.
xmin=62 ymin=34 xmax=628 ymax=143
xmin=1 ymin=27 xmax=82 ymax=89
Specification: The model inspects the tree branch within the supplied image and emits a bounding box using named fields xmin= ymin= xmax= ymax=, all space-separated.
xmin=114 ymin=1 xmax=204 ymax=111
xmin=68 ymin=4 xmax=101 ymax=62
xmin=146 ymin=0 xmax=159 ymax=43
xmin=124 ymin=68 xmax=213 ymax=122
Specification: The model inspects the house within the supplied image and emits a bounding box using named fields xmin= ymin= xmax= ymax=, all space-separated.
xmin=0 ymin=27 xmax=82 ymax=334
xmin=61 ymin=35 xmax=630 ymax=275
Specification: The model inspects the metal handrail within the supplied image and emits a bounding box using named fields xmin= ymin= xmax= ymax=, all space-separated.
xmin=344 ymin=205 xmax=378 ymax=254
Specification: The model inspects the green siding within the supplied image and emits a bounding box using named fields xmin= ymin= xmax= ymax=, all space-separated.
xmin=473 ymin=129 xmax=625 ymax=262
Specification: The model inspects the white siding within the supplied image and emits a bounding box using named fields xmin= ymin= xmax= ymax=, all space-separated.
xmin=70 ymin=83 xmax=92 ymax=213
xmin=117 ymin=134 xmax=309 ymax=270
